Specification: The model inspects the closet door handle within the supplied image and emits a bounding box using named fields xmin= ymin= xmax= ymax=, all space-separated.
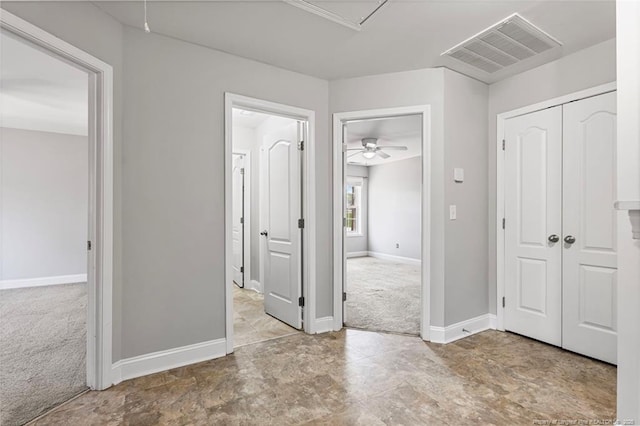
xmin=564 ymin=235 xmax=576 ymax=244
xmin=260 ymin=230 xmax=268 ymax=237
xmin=548 ymin=234 xmax=560 ymax=243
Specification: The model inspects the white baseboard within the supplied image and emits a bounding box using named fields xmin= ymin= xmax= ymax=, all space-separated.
xmin=313 ymin=316 xmax=335 ymax=334
xmin=366 ymin=251 xmax=421 ymax=266
xmin=346 ymin=251 xmax=368 ymax=258
xmin=430 ymin=314 xmax=497 ymax=344
xmin=245 ymin=279 xmax=262 ymax=293
xmin=0 ymin=274 xmax=87 ymax=290
xmin=111 ymin=338 xmax=226 ymax=385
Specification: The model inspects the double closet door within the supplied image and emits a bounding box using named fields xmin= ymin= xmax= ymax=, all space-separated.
xmin=504 ymin=91 xmax=617 ymax=364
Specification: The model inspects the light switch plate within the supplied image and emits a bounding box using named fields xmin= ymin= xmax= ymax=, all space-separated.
xmin=449 ymin=205 xmax=457 ymax=220
xmin=454 ymin=168 xmax=464 ymax=182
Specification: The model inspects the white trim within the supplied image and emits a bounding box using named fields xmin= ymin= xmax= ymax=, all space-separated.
xmin=333 ymin=105 xmax=432 ymax=341
xmin=246 ymin=279 xmax=263 ymax=294
xmin=0 ymin=10 xmax=114 ymax=390
xmin=225 ymin=93 xmax=317 ymax=351
xmin=495 ymin=82 xmax=616 ymax=332
xmin=313 ymin=316 xmax=336 ymax=334
xmin=0 ymin=274 xmax=87 ymax=290
xmin=366 ymin=251 xmax=421 ymax=266
xmin=232 ymin=149 xmax=252 ymax=288
xmin=430 ymin=314 xmax=497 ymax=344
xmin=281 ymin=0 xmax=362 ymax=31
xmin=111 ymin=339 xmax=226 ymax=385
xmin=346 ymin=251 xmax=368 ymax=259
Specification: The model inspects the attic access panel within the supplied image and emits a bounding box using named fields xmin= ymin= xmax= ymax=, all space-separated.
xmin=283 ymin=0 xmax=388 ymax=30
xmin=442 ymin=13 xmax=562 ymax=74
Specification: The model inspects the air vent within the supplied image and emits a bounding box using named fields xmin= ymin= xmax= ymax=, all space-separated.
xmin=442 ymin=13 xmax=562 ymax=74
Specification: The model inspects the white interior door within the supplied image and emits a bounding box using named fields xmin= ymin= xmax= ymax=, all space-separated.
xmin=232 ymin=154 xmax=245 ymax=286
xmin=504 ymin=106 xmax=563 ymax=346
xmin=562 ymin=92 xmax=618 ymax=364
xmin=261 ymin=121 xmax=302 ymax=329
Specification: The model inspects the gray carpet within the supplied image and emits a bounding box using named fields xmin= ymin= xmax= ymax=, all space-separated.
xmin=345 ymin=256 xmax=421 ymax=335
xmin=0 ymin=283 xmax=87 ymax=426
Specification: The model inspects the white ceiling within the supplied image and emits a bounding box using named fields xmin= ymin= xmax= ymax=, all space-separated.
xmin=92 ymin=0 xmax=615 ymax=83
xmin=232 ymin=108 xmax=271 ymax=129
xmin=0 ymin=30 xmax=89 ymax=136
xmin=346 ymin=114 xmax=421 ymax=166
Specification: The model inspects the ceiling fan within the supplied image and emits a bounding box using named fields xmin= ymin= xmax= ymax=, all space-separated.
xmin=347 ymin=138 xmax=408 ymax=160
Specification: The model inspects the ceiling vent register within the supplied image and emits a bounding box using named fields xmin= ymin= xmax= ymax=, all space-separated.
xmin=442 ymin=13 xmax=562 ymax=73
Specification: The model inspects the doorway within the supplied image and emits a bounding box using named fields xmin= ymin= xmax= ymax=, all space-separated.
xmin=0 ymin=11 xmax=113 ymax=425
xmin=224 ymin=94 xmax=316 ymax=352
xmin=333 ymin=106 xmax=431 ymax=339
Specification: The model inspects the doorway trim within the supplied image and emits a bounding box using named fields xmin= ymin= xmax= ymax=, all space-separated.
xmin=224 ymin=93 xmax=316 ymax=354
xmin=332 ymin=105 xmax=432 ymax=340
xmin=0 ymin=10 xmax=114 ymax=390
xmin=495 ymin=81 xmax=616 ymax=331
xmin=232 ymin=150 xmax=252 ymax=290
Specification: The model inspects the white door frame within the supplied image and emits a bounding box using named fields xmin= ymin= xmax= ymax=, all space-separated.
xmin=495 ymin=81 xmax=616 ymax=331
xmin=0 ymin=10 xmax=114 ymax=390
xmin=232 ymin=150 xmax=251 ymax=289
xmin=332 ymin=105 xmax=432 ymax=340
xmin=224 ymin=93 xmax=316 ymax=353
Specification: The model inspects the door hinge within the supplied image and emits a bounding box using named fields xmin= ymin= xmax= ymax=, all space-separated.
xmin=298 ymin=218 xmax=305 ymax=229
xmin=240 ymin=168 xmax=245 ymax=175
xmin=298 ymin=140 xmax=305 ymax=151
xmin=502 ymin=218 xmax=505 ymax=229
xmin=343 ymin=292 xmax=347 ymax=302
xmin=502 ymin=139 xmax=505 ymax=151
xmin=87 ymin=240 xmax=92 ymax=251
xmin=343 ymin=217 xmax=347 ymax=227
xmin=502 ymin=296 xmax=505 ymax=308
xmin=240 ymin=266 xmax=244 ymax=273
xmin=298 ymin=296 xmax=305 ymax=307
xmin=342 ymin=143 xmax=348 ymax=153
xmin=240 ymin=217 xmax=244 ymax=224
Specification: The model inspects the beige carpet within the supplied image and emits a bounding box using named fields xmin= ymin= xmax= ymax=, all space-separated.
xmin=0 ymin=283 xmax=88 ymax=426
xmin=346 ymin=256 xmax=421 ymax=335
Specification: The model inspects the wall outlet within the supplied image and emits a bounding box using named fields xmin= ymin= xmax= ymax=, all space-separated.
xmin=449 ymin=205 xmax=457 ymax=220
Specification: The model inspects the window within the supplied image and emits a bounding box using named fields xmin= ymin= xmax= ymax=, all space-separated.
xmin=345 ymin=181 xmax=362 ymax=235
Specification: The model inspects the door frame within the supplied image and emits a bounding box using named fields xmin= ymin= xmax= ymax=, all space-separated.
xmin=332 ymin=105 xmax=432 ymax=340
xmin=495 ymin=81 xmax=616 ymax=331
xmin=0 ymin=11 xmax=114 ymax=390
xmin=224 ymin=93 xmax=316 ymax=353
xmin=232 ymin=150 xmax=251 ymax=289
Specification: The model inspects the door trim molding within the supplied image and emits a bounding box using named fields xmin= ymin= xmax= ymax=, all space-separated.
xmin=232 ymin=149 xmax=252 ymax=288
xmin=495 ymin=81 xmax=616 ymax=332
xmin=0 ymin=10 xmax=115 ymax=390
xmin=332 ymin=105 xmax=432 ymax=340
xmin=224 ymin=93 xmax=317 ymax=354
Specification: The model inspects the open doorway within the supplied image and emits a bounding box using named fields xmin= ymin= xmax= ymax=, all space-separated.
xmin=0 ymin=16 xmax=113 ymax=424
xmin=333 ymin=106 xmax=431 ymax=339
xmin=225 ymin=94 xmax=316 ymax=351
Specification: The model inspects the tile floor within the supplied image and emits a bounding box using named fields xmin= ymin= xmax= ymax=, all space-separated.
xmin=30 ymin=329 xmax=616 ymax=425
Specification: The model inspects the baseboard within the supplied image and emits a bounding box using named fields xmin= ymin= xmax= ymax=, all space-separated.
xmin=246 ymin=279 xmax=262 ymax=293
xmin=429 ymin=314 xmax=497 ymax=344
xmin=313 ymin=316 xmax=335 ymax=334
xmin=346 ymin=251 xmax=368 ymax=258
xmin=366 ymin=251 xmax=421 ymax=266
xmin=111 ymin=338 xmax=226 ymax=385
xmin=0 ymin=274 xmax=87 ymax=290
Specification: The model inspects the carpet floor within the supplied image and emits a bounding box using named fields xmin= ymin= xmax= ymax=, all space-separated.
xmin=0 ymin=283 xmax=88 ymax=426
xmin=345 ymin=256 xmax=421 ymax=335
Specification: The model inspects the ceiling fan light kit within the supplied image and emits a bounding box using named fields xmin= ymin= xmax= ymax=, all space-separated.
xmin=348 ymin=137 xmax=409 ymax=162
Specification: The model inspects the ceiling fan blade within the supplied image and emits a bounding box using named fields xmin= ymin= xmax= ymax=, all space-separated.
xmin=377 ymin=146 xmax=408 ymax=150
xmin=347 ymin=150 xmax=364 ymax=158
xmin=346 ymin=148 xmax=363 ymax=151
xmin=378 ymin=150 xmax=391 ymax=159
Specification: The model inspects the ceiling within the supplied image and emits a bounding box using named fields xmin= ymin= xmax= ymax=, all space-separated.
xmin=346 ymin=114 xmax=421 ymax=166
xmin=92 ymin=0 xmax=615 ymax=83
xmin=0 ymin=30 xmax=88 ymax=136
xmin=232 ymin=108 xmax=271 ymax=129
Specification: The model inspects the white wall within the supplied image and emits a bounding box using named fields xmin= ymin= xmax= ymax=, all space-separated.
xmin=368 ymin=156 xmax=421 ymax=260
xmin=487 ymin=38 xmax=617 ymax=315
xmin=346 ymin=165 xmax=368 ymax=255
xmin=0 ymin=127 xmax=87 ymax=281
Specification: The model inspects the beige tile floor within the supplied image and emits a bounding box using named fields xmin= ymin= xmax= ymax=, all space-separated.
xmin=233 ymin=286 xmax=298 ymax=347
xmin=30 ymin=328 xmax=616 ymax=425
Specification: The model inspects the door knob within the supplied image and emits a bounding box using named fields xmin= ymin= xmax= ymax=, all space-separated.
xmin=548 ymin=234 xmax=560 ymax=243
xmin=260 ymin=230 xmax=268 ymax=237
xmin=564 ymin=235 xmax=576 ymax=244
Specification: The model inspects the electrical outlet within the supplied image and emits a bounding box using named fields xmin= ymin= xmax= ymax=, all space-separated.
xmin=450 ymin=205 xmax=457 ymax=220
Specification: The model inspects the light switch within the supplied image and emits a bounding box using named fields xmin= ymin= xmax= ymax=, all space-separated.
xmin=450 ymin=205 xmax=457 ymax=220
xmin=454 ymin=168 xmax=464 ymax=182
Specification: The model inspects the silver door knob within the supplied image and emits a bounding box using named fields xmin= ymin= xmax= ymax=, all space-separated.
xmin=564 ymin=235 xmax=576 ymax=244
xmin=260 ymin=230 xmax=268 ymax=237
xmin=548 ymin=234 xmax=560 ymax=243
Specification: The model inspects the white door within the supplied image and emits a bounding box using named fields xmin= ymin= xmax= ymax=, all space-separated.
xmin=504 ymin=106 xmax=563 ymax=346
xmin=261 ymin=121 xmax=303 ymax=329
xmin=562 ymin=92 xmax=617 ymax=364
xmin=232 ymin=154 xmax=245 ymax=286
